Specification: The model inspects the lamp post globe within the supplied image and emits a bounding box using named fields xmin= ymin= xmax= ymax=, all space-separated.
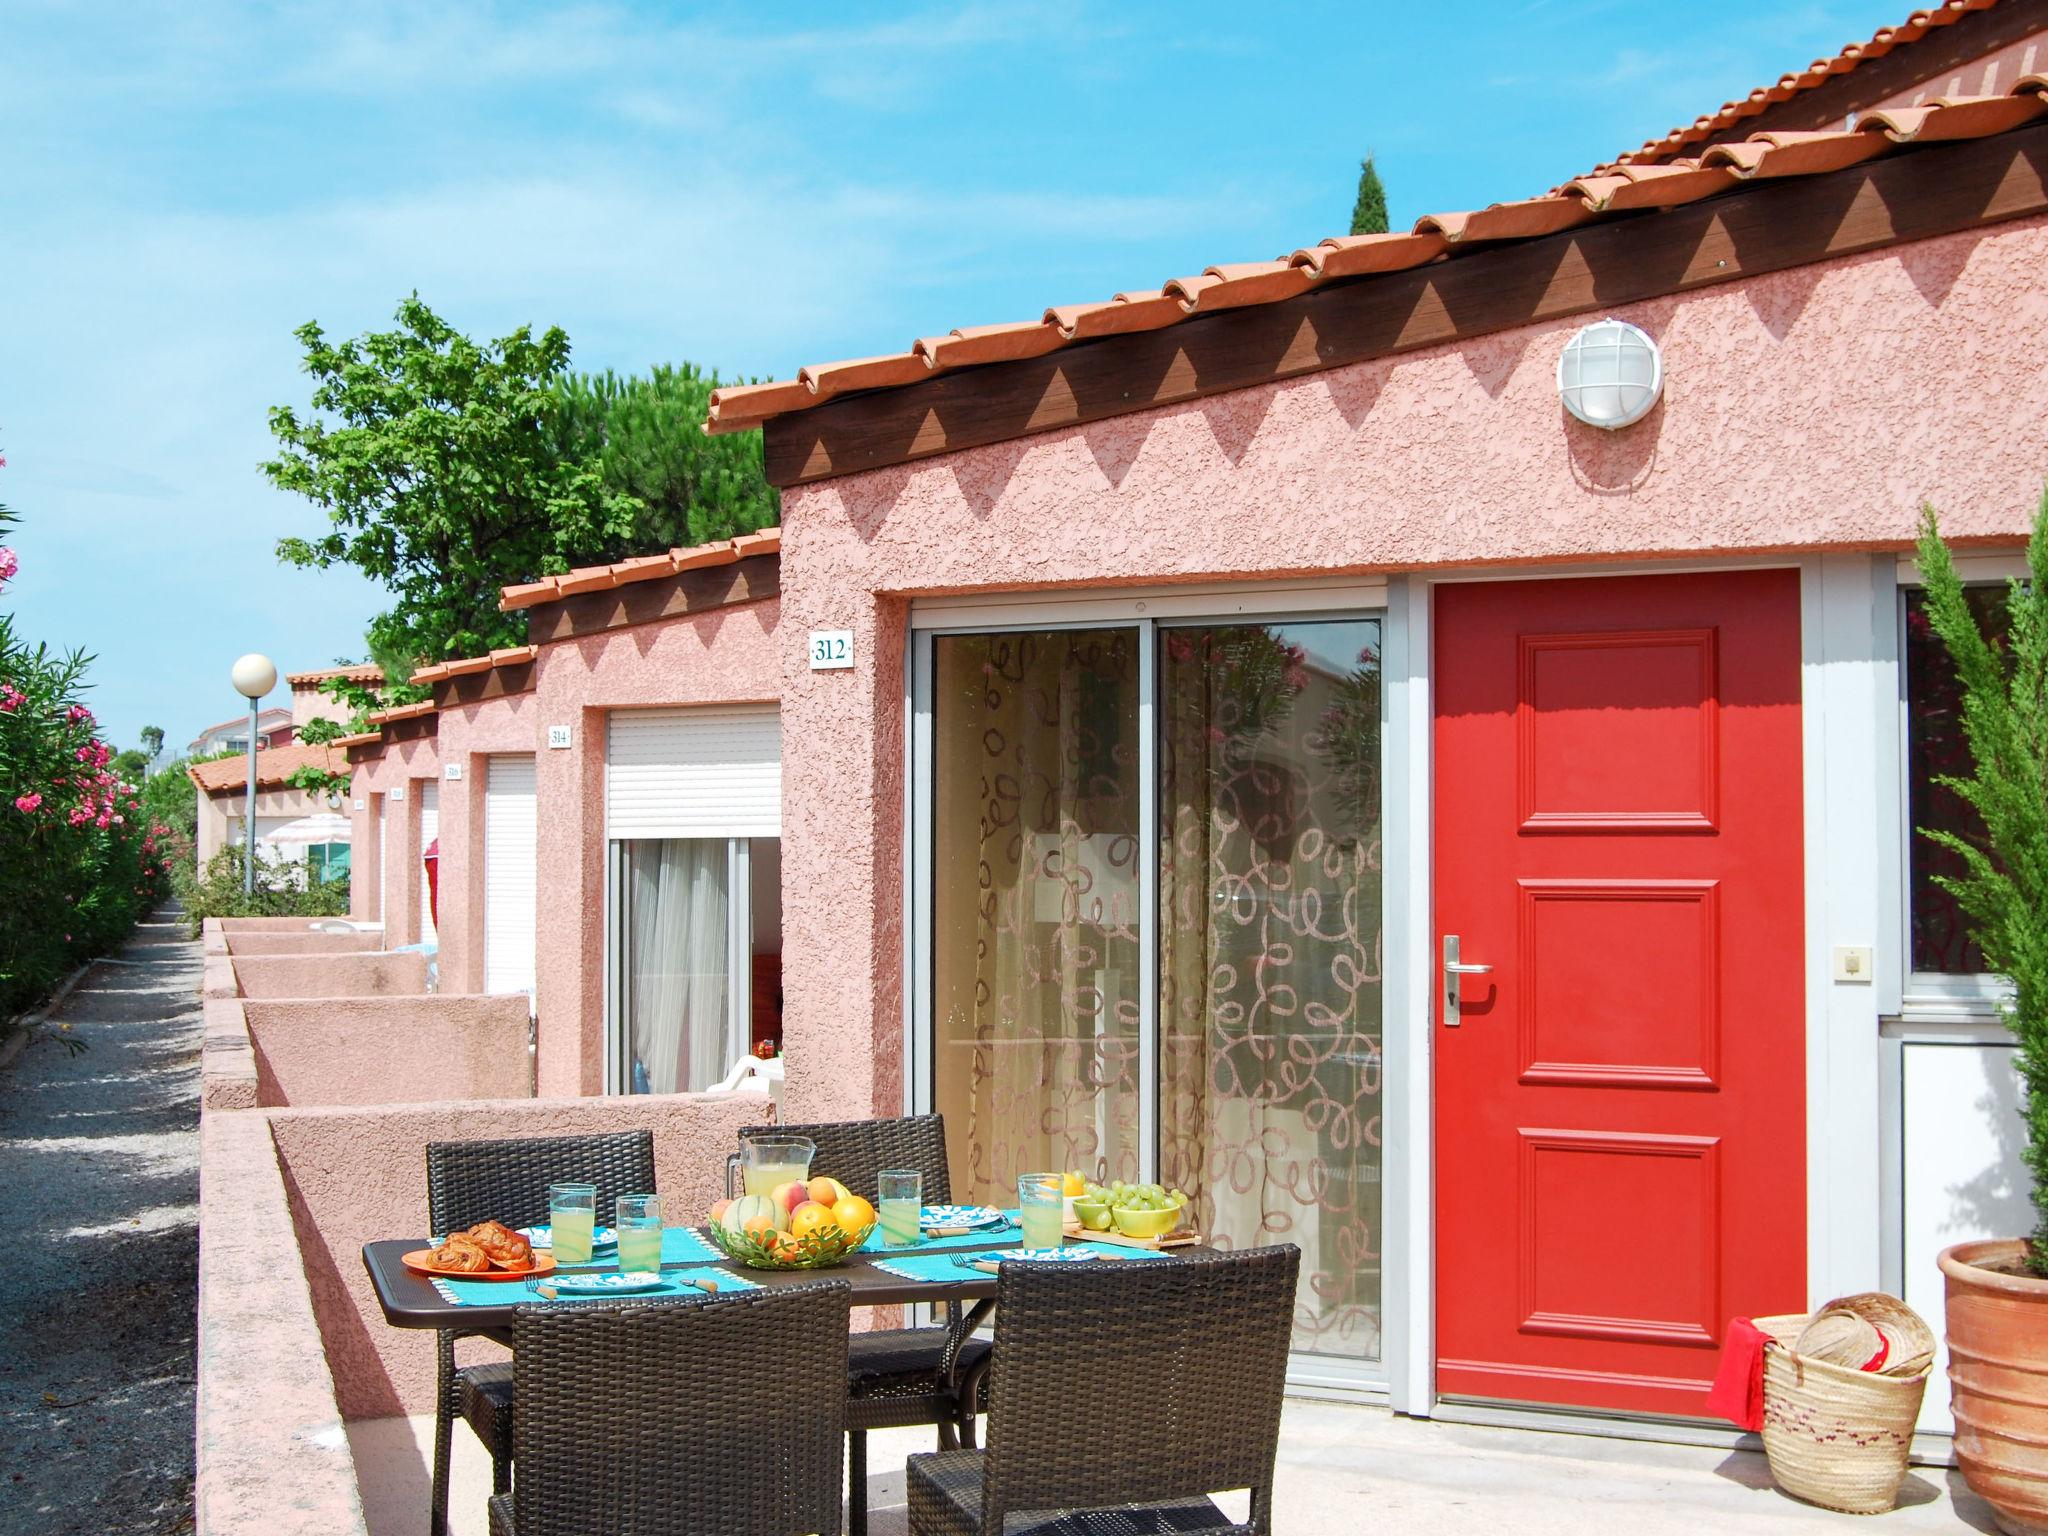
xmin=230 ymin=653 xmax=278 ymax=701
xmin=229 ymin=652 xmax=277 ymax=897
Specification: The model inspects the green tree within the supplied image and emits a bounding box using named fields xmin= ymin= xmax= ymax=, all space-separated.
xmin=553 ymin=365 xmax=779 ymax=551
xmin=265 ymin=296 xmax=641 ymax=666
xmin=139 ymin=724 xmax=164 ymax=767
xmin=1916 ymin=492 xmax=2048 ymax=1270
xmin=1349 ymin=153 xmax=1389 ymax=236
xmin=109 ymin=747 xmax=150 ymax=783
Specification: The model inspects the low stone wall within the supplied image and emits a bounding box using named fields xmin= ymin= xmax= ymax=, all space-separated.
xmin=224 ymin=930 xmax=384 ymax=957
xmin=222 ymin=951 xmax=430 ymax=1000
xmin=266 ymin=1093 xmax=774 ymax=1418
xmin=197 ymin=1111 xmax=367 ymax=1536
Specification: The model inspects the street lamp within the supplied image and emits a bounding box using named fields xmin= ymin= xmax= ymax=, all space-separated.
xmin=230 ymin=653 xmax=277 ymax=897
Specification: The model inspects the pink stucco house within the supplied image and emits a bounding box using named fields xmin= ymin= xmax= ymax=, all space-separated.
xmin=187 ymin=11 xmax=2048 ymax=1533
xmin=680 ymin=31 xmax=2048 ymax=1432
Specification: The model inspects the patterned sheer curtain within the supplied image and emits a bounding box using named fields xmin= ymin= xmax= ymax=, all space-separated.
xmin=931 ymin=630 xmax=1142 ymax=1204
xmin=1158 ymin=622 xmax=1385 ymax=1360
xmin=621 ymin=838 xmax=731 ymax=1094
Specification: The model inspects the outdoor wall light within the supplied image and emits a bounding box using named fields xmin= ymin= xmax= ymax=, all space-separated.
xmin=1556 ymin=318 xmax=1662 ymax=429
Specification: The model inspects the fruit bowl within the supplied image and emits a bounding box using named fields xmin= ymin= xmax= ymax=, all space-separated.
xmin=705 ymin=1217 xmax=875 ymax=1270
xmin=1072 ymin=1198 xmax=1111 ymax=1232
xmin=1111 ymin=1204 xmax=1183 ymax=1240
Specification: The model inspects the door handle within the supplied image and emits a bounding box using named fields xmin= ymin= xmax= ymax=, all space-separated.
xmin=1442 ymin=934 xmax=1492 ymax=1028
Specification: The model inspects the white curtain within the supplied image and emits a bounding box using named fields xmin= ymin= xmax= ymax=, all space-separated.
xmin=624 ymin=839 xmax=730 ymax=1093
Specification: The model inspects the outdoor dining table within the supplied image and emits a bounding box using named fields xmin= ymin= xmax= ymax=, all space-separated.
xmin=361 ymin=1224 xmax=1215 ymax=1428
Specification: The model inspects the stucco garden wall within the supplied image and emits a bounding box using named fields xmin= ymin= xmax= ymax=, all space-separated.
xmin=247 ymin=995 xmax=532 ymax=1108
xmin=771 ymin=215 xmax=2048 ymax=1126
xmin=530 ymin=595 xmax=781 ymax=1096
xmin=197 ymin=1109 xmax=366 ymax=1536
xmin=223 ymin=930 xmax=381 ymax=957
xmin=263 ymin=1092 xmax=773 ymax=1418
xmin=221 ymin=951 xmax=430 ymax=1000
xmin=430 ymin=690 xmax=537 ymax=997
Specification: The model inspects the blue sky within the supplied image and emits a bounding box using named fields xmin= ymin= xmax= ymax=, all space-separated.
xmin=1 ymin=0 xmax=1909 ymax=756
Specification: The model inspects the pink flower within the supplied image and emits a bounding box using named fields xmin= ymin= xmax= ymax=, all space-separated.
xmin=0 ymin=547 xmax=15 ymax=591
xmin=0 ymin=684 xmax=23 ymax=713
xmin=14 ymin=793 xmax=42 ymax=813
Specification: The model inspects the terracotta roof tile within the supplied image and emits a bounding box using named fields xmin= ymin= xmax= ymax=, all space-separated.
xmin=332 ymin=730 xmax=383 ymax=751
xmin=702 ymin=71 xmax=2048 ymax=441
xmin=286 ymin=663 xmax=385 ymax=687
xmin=1602 ymin=0 xmax=2008 ymax=169
xmin=1046 ymin=290 xmax=1189 ymax=341
xmin=1864 ymin=89 xmax=2048 ymax=140
xmin=704 ymin=377 xmax=816 ymax=431
xmin=914 ymin=321 xmax=1069 ymax=370
xmin=186 ymin=741 xmax=343 ymax=795
xmin=1290 ymin=231 xmax=1449 ymax=279
xmin=799 ymin=353 xmax=933 ymax=401
xmin=498 ymin=529 xmax=781 ymax=613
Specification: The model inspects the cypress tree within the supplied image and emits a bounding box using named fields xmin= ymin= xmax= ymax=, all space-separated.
xmin=1349 ymin=153 xmax=1389 ymax=236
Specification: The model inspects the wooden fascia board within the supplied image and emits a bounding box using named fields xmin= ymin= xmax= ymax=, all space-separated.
xmin=521 ymin=556 xmax=780 ymax=645
xmin=763 ymin=124 xmax=2048 ymax=488
xmin=433 ymin=662 xmax=536 ymax=710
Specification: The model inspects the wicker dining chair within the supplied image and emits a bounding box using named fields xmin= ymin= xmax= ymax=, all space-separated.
xmin=424 ymin=1129 xmax=658 ymax=1536
xmin=488 ymin=1282 xmax=850 ymax=1536
xmin=906 ymin=1244 xmax=1302 ymax=1536
xmin=736 ymin=1116 xmax=993 ymax=1536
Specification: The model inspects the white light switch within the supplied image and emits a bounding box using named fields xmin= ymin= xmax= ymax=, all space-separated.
xmin=1832 ymin=945 xmax=1874 ymax=983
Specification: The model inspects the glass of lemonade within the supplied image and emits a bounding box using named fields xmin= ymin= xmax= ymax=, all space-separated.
xmin=549 ymin=1182 xmax=596 ymax=1266
xmin=616 ymin=1194 xmax=662 ymax=1275
xmin=878 ymin=1169 xmax=923 ymax=1248
xmin=1017 ymin=1173 xmax=1065 ymax=1250
xmin=741 ymin=1135 xmax=817 ymax=1199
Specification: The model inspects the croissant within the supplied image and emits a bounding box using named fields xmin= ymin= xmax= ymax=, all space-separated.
xmin=428 ymin=1234 xmax=493 ymax=1274
xmin=466 ymin=1220 xmax=534 ymax=1269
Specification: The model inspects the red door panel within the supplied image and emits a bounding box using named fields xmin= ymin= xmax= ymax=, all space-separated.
xmin=1433 ymin=570 xmax=1805 ymax=1417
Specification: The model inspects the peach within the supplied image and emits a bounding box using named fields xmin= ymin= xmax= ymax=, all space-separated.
xmin=709 ymin=1198 xmax=732 ymax=1227
xmin=808 ymin=1176 xmax=852 ymax=1207
xmin=771 ymin=1180 xmax=810 ymax=1215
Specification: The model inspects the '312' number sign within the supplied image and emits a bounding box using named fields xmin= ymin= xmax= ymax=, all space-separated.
xmin=808 ymin=630 xmax=853 ymax=670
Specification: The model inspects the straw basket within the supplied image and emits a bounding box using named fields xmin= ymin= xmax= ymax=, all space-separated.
xmin=1756 ymin=1293 xmax=1935 ymax=1516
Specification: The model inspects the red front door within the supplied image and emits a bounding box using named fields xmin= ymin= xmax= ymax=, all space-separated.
xmin=1433 ymin=569 xmax=1806 ymax=1417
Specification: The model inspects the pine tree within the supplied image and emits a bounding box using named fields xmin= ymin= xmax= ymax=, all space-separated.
xmin=1350 ymin=153 xmax=1389 ymax=236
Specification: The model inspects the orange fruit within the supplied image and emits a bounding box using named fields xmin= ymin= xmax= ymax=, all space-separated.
xmin=1062 ymin=1171 xmax=1087 ymax=1197
xmin=830 ymin=1194 xmax=876 ymax=1238
xmin=789 ymin=1201 xmax=835 ymax=1240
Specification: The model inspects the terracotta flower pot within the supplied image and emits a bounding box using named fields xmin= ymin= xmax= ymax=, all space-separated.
xmin=1942 ymin=1239 xmax=2048 ymax=1535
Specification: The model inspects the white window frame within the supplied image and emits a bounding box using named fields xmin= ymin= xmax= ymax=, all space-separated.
xmin=1890 ymin=552 xmax=2029 ymax=1024
xmin=906 ymin=580 xmax=1395 ymax=1398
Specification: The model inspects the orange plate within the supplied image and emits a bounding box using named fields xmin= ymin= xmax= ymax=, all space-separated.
xmin=401 ymin=1249 xmax=557 ymax=1282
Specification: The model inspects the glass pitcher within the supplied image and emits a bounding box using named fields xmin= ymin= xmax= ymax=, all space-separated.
xmin=740 ymin=1135 xmax=816 ymax=1199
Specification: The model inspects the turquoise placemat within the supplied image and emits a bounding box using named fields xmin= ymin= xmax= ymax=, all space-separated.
xmin=661 ymin=1228 xmax=720 ymax=1263
xmin=869 ymin=1241 xmax=1174 ymax=1285
xmin=860 ymin=1209 xmax=1023 ymax=1255
xmin=432 ymin=1264 xmax=753 ymax=1307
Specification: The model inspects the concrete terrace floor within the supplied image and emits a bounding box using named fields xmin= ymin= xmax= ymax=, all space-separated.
xmin=354 ymin=1398 xmax=2001 ymax=1535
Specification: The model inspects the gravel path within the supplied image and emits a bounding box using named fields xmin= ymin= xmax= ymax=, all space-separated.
xmin=0 ymin=907 xmax=201 ymax=1535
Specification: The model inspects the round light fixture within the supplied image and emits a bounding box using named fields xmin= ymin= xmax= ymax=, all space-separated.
xmin=1556 ymin=318 xmax=1662 ymax=430
xmin=230 ymin=652 xmax=278 ymax=700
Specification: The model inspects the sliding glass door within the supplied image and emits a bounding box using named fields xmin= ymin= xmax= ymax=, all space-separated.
xmin=924 ymin=615 xmax=1384 ymax=1364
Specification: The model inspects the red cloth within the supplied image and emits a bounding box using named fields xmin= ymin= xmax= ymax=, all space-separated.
xmin=1708 ymin=1317 xmax=1769 ymax=1430
xmin=423 ymin=837 xmax=440 ymax=929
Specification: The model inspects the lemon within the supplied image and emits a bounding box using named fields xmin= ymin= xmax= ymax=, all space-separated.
xmin=1062 ymin=1170 xmax=1087 ymax=1197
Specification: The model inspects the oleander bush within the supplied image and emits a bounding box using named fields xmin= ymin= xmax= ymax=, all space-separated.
xmin=0 ymin=509 xmax=176 ymax=1020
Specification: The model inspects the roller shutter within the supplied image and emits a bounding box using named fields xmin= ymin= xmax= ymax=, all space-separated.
xmin=605 ymin=707 xmax=781 ymax=840
xmin=483 ymin=755 xmax=538 ymax=997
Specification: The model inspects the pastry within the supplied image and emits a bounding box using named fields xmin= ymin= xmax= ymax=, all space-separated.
xmin=427 ymin=1234 xmax=493 ymax=1274
xmin=466 ymin=1220 xmax=534 ymax=1269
